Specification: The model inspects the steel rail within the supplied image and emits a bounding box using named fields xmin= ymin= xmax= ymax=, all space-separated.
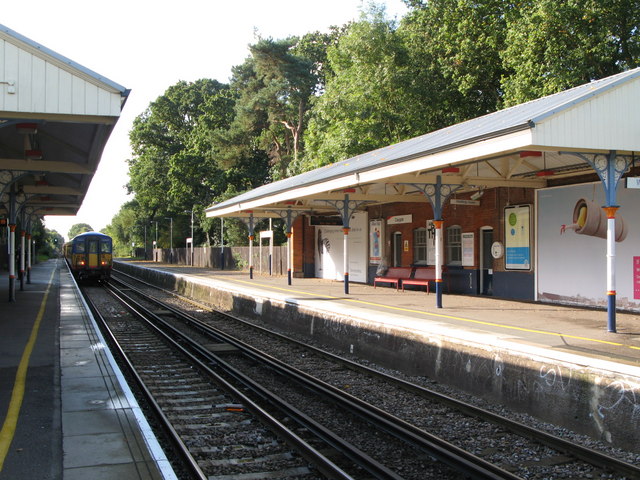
xmin=109 ymin=275 xmax=523 ymax=480
xmin=104 ymin=283 xmax=361 ymax=480
xmin=81 ymin=287 xmax=207 ymax=480
xmin=112 ymin=269 xmax=640 ymax=480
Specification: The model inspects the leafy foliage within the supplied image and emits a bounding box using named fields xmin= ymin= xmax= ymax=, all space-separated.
xmin=303 ymin=10 xmax=415 ymax=169
xmin=68 ymin=223 xmax=93 ymax=239
xmin=121 ymin=0 xmax=640 ymax=249
xmin=501 ymin=0 xmax=640 ymax=105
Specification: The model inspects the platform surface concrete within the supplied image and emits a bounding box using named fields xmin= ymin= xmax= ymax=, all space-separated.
xmin=0 ymin=259 xmax=174 ymax=480
xmin=115 ymin=260 xmax=640 ymax=451
xmin=118 ymin=260 xmax=640 ymax=370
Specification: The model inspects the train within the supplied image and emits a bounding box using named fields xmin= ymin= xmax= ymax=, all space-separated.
xmin=63 ymin=232 xmax=113 ymax=282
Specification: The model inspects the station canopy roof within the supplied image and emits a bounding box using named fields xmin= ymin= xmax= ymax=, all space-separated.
xmin=0 ymin=24 xmax=129 ymax=221
xmin=206 ymin=67 xmax=640 ymax=219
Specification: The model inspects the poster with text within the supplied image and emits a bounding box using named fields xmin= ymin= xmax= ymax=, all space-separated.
xmin=462 ymin=232 xmax=475 ymax=267
xmin=505 ymin=205 xmax=531 ymax=270
xmin=369 ymin=219 xmax=382 ymax=264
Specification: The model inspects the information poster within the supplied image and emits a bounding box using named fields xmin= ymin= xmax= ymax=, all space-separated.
xmin=462 ymin=232 xmax=474 ymax=266
xmin=504 ymin=205 xmax=531 ymax=270
xmin=369 ymin=219 xmax=382 ymax=264
xmin=634 ymin=256 xmax=640 ymax=300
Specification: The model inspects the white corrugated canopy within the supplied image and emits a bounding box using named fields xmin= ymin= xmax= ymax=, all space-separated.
xmin=0 ymin=23 xmax=129 ymax=220
xmin=206 ymin=67 xmax=640 ymax=218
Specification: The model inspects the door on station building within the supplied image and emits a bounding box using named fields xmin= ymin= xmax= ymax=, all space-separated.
xmin=392 ymin=232 xmax=402 ymax=267
xmin=480 ymin=227 xmax=493 ymax=295
xmin=87 ymin=237 xmax=100 ymax=269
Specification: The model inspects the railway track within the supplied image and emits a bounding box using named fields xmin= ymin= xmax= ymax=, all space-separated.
xmin=89 ymin=269 xmax=640 ymax=479
xmin=85 ymin=280 xmax=512 ymax=479
xmin=84 ymin=283 xmax=349 ymax=479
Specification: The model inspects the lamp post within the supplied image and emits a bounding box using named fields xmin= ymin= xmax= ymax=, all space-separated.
xmin=151 ymin=220 xmax=158 ymax=262
xmin=183 ymin=208 xmax=194 ymax=266
xmin=165 ymin=217 xmax=173 ymax=263
xmin=220 ymin=217 xmax=224 ymax=270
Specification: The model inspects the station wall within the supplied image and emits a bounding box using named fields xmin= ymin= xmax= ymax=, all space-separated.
xmin=293 ymin=186 xmax=537 ymax=299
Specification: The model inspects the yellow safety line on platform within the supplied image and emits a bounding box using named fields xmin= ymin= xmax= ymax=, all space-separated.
xmin=231 ymin=278 xmax=630 ymax=351
xmin=0 ymin=267 xmax=55 ymax=471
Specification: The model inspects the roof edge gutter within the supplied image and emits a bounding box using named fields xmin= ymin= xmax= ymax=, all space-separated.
xmin=205 ymin=122 xmax=534 ymax=217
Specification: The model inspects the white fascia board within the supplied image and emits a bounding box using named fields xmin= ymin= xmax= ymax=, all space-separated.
xmin=206 ymin=129 xmax=534 ymax=218
xmin=357 ymin=129 xmax=534 ymax=184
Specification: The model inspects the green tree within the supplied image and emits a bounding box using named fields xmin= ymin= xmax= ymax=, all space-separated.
xmin=400 ymin=0 xmax=507 ymax=120
xmin=303 ymin=8 xmax=417 ymax=168
xmin=225 ymin=33 xmax=331 ymax=179
xmin=68 ymin=223 xmax=93 ymax=239
xmin=501 ymin=0 xmax=640 ymax=105
xmin=103 ymin=202 xmax=139 ymax=256
xmin=128 ymin=79 xmax=229 ymax=216
xmin=42 ymin=228 xmax=64 ymax=258
xmin=128 ymin=79 xmax=251 ymax=246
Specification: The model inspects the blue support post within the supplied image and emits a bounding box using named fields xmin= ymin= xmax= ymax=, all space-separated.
xmin=247 ymin=213 xmax=255 ymax=279
xmin=562 ymin=150 xmax=631 ymax=332
xmin=409 ymin=176 xmax=461 ymax=309
xmin=320 ymin=192 xmax=367 ymax=295
xmin=8 ymin=188 xmax=16 ymax=302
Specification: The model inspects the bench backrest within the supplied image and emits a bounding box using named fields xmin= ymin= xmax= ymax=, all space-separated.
xmin=413 ymin=267 xmax=437 ymax=280
xmin=383 ymin=267 xmax=412 ymax=278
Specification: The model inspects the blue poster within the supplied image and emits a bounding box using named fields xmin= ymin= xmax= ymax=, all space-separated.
xmin=505 ymin=205 xmax=531 ymax=270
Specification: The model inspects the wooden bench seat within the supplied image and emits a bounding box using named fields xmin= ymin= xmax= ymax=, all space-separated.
xmin=373 ymin=267 xmax=412 ymax=290
xmin=402 ymin=267 xmax=437 ymax=293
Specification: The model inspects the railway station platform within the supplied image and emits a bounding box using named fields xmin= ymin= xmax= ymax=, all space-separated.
xmin=0 ymin=259 xmax=175 ymax=480
xmin=115 ymin=259 xmax=640 ymax=453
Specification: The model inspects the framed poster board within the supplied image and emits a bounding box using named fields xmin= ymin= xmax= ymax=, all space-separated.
xmin=461 ymin=232 xmax=474 ymax=266
xmin=369 ymin=219 xmax=383 ymax=265
xmin=504 ymin=205 xmax=531 ymax=270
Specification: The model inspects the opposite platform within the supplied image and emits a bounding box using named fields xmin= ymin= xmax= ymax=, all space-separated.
xmin=115 ymin=260 xmax=640 ymax=452
xmin=0 ymin=259 xmax=175 ymax=480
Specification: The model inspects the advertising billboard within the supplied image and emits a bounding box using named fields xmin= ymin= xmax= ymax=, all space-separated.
xmin=537 ymin=183 xmax=640 ymax=309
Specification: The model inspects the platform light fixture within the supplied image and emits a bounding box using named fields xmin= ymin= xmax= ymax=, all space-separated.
xmin=25 ymin=149 xmax=42 ymax=160
xmin=16 ymin=123 xmax=38 ymax=134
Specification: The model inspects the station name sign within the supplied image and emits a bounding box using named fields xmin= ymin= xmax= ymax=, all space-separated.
xmin=451 ymin=199 xmax=480 ymax=206
xmin=627 ymin=177 xmax=640 ymax=189
xmin=387 ymin=214 xmax=412 ymax=224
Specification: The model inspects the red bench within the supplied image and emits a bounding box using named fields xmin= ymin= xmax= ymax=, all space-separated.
xmin=373 ymin=267 xmax=412 ymax=290
xmin=402 ymin=267 xmax=437 ymax=293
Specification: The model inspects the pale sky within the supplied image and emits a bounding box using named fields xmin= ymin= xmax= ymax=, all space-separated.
xmin=3 ymin=0 xmax=407 ymax=240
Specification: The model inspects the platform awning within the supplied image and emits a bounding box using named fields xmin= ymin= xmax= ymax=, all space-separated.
xmin=206 ymin=67 xmax=640 ymax=219
xmin=0 ymin=23 xmax=129 ymax=220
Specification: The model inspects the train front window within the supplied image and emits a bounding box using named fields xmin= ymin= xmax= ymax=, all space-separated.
xmin=88 ymin=240 xmax=98 ymax=254
xmin=101 ymin=240 xmax=111 ymax=253
xmin=75 ymin=242 xmax=85 ymax=253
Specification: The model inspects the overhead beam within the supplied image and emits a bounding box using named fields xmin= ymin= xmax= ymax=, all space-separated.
xmin=0 ymin=159 xmax=92 ymax=174
xmin=22 ymin=185 xmax=83 ymax=195
xmin=302 ymin=192 xmax=428 ymax=203
xmin=38 ymin=207 xmax=79 ymax=215
xmin=388 ymin=173 xmax=547 ymax=189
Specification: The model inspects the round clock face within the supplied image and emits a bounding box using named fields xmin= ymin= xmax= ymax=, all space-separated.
xmin=491 ymin=241 xmax=503 ymax=259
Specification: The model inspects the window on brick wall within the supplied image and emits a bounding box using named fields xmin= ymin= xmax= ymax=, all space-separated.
xmin=413 ymin=228 xmax=427 ymax=264
xmin=446 ymin=225 xmax=462 ymax=265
